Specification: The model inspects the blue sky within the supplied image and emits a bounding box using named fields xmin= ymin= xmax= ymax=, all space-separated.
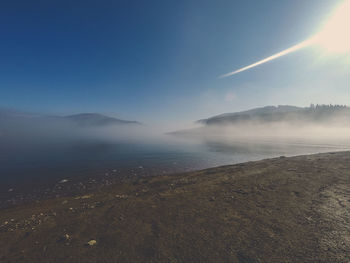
xmin=1 ymin=0 xmax=349 ymax=128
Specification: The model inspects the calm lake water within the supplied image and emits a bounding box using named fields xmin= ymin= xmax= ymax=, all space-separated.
xmin=1 ymin=135 xmax=349 ymax=185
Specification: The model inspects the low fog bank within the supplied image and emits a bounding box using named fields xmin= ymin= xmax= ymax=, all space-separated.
xmin=0 ymin=110 xmax=170 ymax=154
xmin=2 ymin=107 xmax=350 ymax=186
xmin=3 ymin=105 xmax=350 ymax=156
xmin=171 ymin=105 xmax=350 ymax=148
xmin=171 ymin=121 xmax=350 ymax=148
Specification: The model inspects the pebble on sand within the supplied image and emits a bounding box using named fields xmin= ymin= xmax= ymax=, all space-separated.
xmin=59 ymin=179 xmax=69 ymax=184
xmin=87 ymin=240 xmax=97 ymax=246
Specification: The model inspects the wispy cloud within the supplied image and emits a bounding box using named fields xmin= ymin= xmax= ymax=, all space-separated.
xmin=219 ymin=39 xmax=313 ymax=78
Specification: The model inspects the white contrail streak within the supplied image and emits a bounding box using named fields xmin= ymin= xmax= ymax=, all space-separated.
xmin=219 ymin=38 xmax=314 ymax=78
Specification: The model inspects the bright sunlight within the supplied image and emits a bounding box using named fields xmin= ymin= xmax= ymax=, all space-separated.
xmin=221 ymin=0 xmax=350 ymax=77
xmin=312 ymin=0 xmax=350 ymax=53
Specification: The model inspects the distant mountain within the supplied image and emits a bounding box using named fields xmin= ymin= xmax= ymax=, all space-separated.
xmin=64 ymin=113 xmax=140 ymax=127
xmin=198 ymin=105 xmax=350 ymax=126
xmin=0 ymin=109 xmax=142 ymax=145
xmin=0 ymin=109 xmax=140 ymax=128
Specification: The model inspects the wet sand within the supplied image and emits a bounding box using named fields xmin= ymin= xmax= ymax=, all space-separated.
xmin=1 ymin=151 xmax=350 ymax=262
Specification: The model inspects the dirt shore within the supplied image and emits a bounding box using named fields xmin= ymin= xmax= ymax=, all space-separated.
xmin=1 ymin=151 xmax=350 ymax=262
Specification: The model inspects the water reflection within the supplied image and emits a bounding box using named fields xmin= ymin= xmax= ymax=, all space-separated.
xmin=1 ymin=135 xmax=349 ymax=185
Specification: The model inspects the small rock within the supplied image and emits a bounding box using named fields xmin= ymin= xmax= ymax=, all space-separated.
xmin=81 ymin=195 xmax=93 ymax=199
xmin=87 ymin=239 xmax=97 ymax=246
xmin=59 ymin=179 xmax=69 ymax=184
xmin=62 ymin=200 xmax=68 ymax=205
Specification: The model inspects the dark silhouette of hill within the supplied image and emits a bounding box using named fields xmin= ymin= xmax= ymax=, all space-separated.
xmin=0 ymin=109 xmax=140 ymax=128
xmin=65 ymin=113 xmax=140 ymax=127
xmin=0 ymin=109 xmax=141 ymax=144
xmin=198 ymin=104 xmax=350 ymax=126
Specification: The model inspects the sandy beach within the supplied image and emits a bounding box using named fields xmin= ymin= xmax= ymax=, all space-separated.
xmin=1 ymin=151 xmax=350 ymax=262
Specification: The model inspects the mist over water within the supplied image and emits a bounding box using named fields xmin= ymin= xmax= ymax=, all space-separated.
xmin=1 ymin=111 xmax=350 ymax=186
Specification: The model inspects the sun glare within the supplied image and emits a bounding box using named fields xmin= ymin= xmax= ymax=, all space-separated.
xmin=220 ymin=0 xmax=350 ymax=77
xmin=312 ymin=0 xmax=350 ymax=54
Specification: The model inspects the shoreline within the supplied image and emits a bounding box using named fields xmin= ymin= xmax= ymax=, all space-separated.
xmin=0 ymin=149 xmax=345 ymax=210
xmin=1 ymin=151 xmax=350 ymax=262
xmin=1 ymin=149 xmax=347 ymax=210
xmin=0 ymin=163 xmax=205 ymax=210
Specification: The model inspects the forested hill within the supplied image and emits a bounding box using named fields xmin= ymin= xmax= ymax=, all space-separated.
xmin=198 ymin=105 xmax=350 ymax=126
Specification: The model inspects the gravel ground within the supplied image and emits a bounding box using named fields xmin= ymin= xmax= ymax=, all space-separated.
xmin=0 ymin=151 xmax=350 ymax=262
